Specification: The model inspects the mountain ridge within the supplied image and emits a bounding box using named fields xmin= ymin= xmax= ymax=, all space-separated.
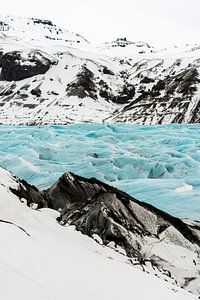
xmin=0 ymin=15 xmax=200 ymax=124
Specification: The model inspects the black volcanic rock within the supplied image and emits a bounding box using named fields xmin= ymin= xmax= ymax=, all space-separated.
xmin=10 ymin=176 xmax=48 ymax=208
xmin=140 ymin=77 xmax=155 ymax=84
xmin=48 ymin=173 xmax=200 ymax=247
xmin=113 ymin=66 xmax=200 ymax=124
xmin=31 ymin=18 xmax=54 ymax=26
xmin=1 ymin=50 xmax=56 ymax=81
xmin=31 ymin=87 xmax=42 ymax=97
xmin=66 ymin=65 xmax=97 ymax=100
xmin=99 ymin=82 xmax=135 ymax=104
xmin=102 ymin=66 xmax=114 ymax=75
xmin=0 ymin=50 xmax=4 ymax=68
xmin=46 ymin=172 xmax=200 ymax=294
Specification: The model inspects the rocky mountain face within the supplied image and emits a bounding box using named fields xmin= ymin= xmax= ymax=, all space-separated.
xmin=109 ymin=59 xmax=200 ymax=124
xmin=5 ymin=167 xmax=200 ymax=296
xmin=5 ymin=169 xmax=48 ymax=208
xmin=0 ymin=15 xmax=200 ymax=124
xmin=0 ymin=50 xmax=56 ymax=81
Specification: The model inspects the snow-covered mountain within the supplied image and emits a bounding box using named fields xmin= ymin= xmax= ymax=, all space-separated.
xmin=0 ymin=15 xmax=89 ymax=51
xmin=0 ymin=165 xmax=199 ymax=299
xmin=1 ymin=14 xmax=200 ymax=300
xmin=0 ymin=15 xmax=200 ymax=124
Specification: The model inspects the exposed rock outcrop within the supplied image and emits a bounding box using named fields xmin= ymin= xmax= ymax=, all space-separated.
xmin=1 ymin=50 xmax=56 ymax=81
xmin=1 ymin=44 xmax=200 ymax=124
xmin=48 ymin=173 xmax=199 ymax=246
xmin=1 ymin=167 xmax=200 ymax=295
xmin=9 ymin=175 xmax=48 ymax=208
xmin=110 ymin=65 xmax=200 ymax=124
xmin=66 ymin=65 xmax=97 ymax=100
xmin=1 ymin=14 xmax=200 ymax=124
xmin=46 ymin=172 xmax=200 ymax=295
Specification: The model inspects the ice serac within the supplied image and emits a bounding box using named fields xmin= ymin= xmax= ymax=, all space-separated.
xmin=48 ymin=172 xmax=200 ymax=295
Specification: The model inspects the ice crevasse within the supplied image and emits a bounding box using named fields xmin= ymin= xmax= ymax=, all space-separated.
xmin=0 ymin=123 xmax=200 ymax=220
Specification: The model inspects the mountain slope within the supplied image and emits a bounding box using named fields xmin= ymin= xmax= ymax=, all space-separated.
xmin=0 ymin=15 xmax=200 ymax=124
xmin=0 ymin=14 xmax=89 ymax=51
xmin=0 ymin=166 xmax=199 ymax=297
xmin=0 ymin=166 xmax=197 ymax=300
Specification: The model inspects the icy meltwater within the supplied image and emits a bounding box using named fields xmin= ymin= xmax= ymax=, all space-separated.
xmin=0 ymin=124 xmax=200 ymax=220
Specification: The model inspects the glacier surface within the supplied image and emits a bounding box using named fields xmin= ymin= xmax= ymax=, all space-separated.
xmin=0 ymin=124 xmax=200 ymax=220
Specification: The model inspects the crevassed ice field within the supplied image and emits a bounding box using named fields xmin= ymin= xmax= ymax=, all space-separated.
xmin=0 ymin=124 xmax=200 ymax=220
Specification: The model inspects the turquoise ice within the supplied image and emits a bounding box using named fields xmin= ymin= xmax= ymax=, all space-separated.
xmin=0 ymin=123 xmax=200 ymax=220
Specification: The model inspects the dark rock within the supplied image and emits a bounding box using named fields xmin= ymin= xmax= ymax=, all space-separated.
xmin=47 ymin=172 xmax=200 ymax=248
xmin=31 ymin=87 xmax=42 ymax=97
xmin=177 ymin=68 xmax=200 ymax=96
xmin=122 ymin=84 xmax=135 ymax=98
xmin=112 ymin=84 xmax=135 ymax=104
xmin=102 ymin=66 xmax=115 ymax=75
xmin=140 ymin=77 xmax=155 ymax=84
xmin=32 ymin=18 xmax=54 ymax=26
xmin=66 ymin=65 xmax=97 ymax=100
xmin=113 ymin=65 xmax=200 ymax=124
xmin=22 ymin=103 xmax=37 ymax=108
xmin=1 ymin=50 xmax=56 ymax=81
xmin=46 ymin=172 xmax=200 ymax=294
xmin=153 ymin=80 xmax=165 ymax=91
xmin=99 ymin=90 xmax=110 ymax=100
xmin=21 ymin=84 xmax=30 ymax=91
xmin=0 ymin=83 xmax=16 ymax=96
xmin=16 ymin=92 xmax=29 ymax=99
xmin=0 ymin=50 xmax=4 ymax=68
xmin=51 ymin=91 xmax=59 ymax=96
xmin=112 ymin=95 xmax=131 ymax=104
xmin=10 ymin=177 xmax=48 ymax=209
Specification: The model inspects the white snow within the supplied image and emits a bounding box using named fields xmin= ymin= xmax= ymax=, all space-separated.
xmin=175 ymin=184 xmax=193 ymax=193
xmin=0 ymin=166 xmax=197 ymax=300
xmin=1 ymin=15 xmax=200 ymax=125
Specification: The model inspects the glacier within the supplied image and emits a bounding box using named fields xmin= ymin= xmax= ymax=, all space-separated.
xmin=0 ymin=123 xmax=200 ymax=220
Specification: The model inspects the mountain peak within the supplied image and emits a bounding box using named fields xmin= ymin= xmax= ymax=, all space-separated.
xmin=0 ymin=14 xmax=89 ymax=51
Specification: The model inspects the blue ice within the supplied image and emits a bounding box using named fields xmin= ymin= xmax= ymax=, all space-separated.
xmin=0 ymin=123 xmax=200 ymax=220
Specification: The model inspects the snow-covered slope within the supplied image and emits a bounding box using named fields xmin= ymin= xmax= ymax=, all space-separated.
xmin=0 ymin=166 xmax=199 ymax=299
xmin=0 ymin=14 xmax=89 ymax=52
xmin=0 ymin=15 xmax=200 ymax=124
xmin=97 ymin=38 xmax=157 ymax=56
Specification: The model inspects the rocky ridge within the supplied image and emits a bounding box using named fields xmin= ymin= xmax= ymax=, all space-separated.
xmin=5 ymin=166 xmax=200 ymax=296
xmin=0 ymin=15 xmax=200 ymax=124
